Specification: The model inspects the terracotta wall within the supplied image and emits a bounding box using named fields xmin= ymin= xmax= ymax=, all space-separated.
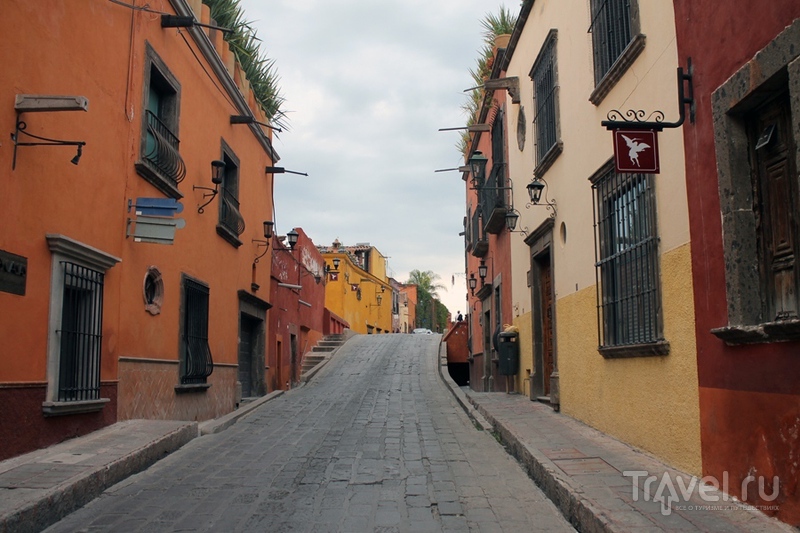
xmin=672 ymin=2 xmax=800 ymax=524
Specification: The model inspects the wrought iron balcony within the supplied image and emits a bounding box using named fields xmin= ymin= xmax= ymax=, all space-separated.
xmin=471 ymin=208 xmax=488 ymax=257
xmin=143 ymin=110 xmax=186 ymax=187
xmin=480 ymin=162 xmax=510 ymax=234
xmin=219 ymin=187 xmax=245 ymax=237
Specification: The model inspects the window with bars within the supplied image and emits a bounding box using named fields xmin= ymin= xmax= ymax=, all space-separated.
xmin=587 ymin=0 xmax=643 ymax=105
xmin=181 ymin=277 xmax=214 ymax=385
xmin=217 ymin=143 xmax=246 ymax=245
xmin=136 ymin=44 xmax=185 ymax=197
xmin=57 ymin=262 xmax=104 ymax=402
xmin=531 ymin=30 xmax=561 ymax=175
xmin=589 ymin=0 xmax=632 ymax=84
xmin=592 ymin=165 xmax=666 ymax=354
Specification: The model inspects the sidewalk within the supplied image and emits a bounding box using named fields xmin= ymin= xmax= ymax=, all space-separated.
xmin=437 ymin=346 xmax=795 ymax=533
xmin=0 ymin=391 xmax=283 ymax=533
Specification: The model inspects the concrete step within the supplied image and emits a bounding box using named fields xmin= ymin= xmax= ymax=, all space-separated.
xmin=311 ymin=346 xmax=336 ymax=352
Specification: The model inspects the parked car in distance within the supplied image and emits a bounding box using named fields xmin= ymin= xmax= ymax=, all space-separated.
xmin=412 ymin=328 xmax=433 ymax=334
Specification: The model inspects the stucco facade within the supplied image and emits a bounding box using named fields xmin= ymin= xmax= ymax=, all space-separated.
xmin=672 ymin=3 xmax=800 ymax=524
xmin=1 ymin=0 xmax=277 ymax=459
xmin=320 ymin=242 xmax=392 ymax=335
xmin=493 ymin=0 xmax=700 ymax=473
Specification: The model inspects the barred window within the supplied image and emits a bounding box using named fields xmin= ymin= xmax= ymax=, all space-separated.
xmin=136 ymin=44 xmax=185 ymax=197
xmin=592 ymin=165 xmax=666 ymax=354
xmin=57 ymin=262 xmax=104 ymax=402
xmin=589 ymin=0 xmax=632 ymax=85
xmin=531 ymin=30 xmax=561 ymax=173
xmin=181 ymin=277 xmax=214 ymax=385
xmin=587 ymin=0 xmax=644 ymax=105
xmin=217 ymin=143 xmax=245 ymax=245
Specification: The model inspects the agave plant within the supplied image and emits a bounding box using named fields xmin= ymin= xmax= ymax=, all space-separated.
xmin=203 ymin=0 xmax=288 ymax=131
xmin=457 ymin=6 xmax=518 ymax=155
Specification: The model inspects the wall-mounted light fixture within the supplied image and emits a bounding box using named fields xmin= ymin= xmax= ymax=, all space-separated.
xmin=325 ymin=257 xmax=341 ymax=274
xmin=437 ymin=124 xmax=492 ymax=132
xmin=194 ymin=160 xmax=226 ymax=213
xmin=230 ymin=115 xmax=281 ymax=133
xmin=252 ymin=220 xmax=274 ymax=263
xmin=526 ymin=177 xmax=557 ymax=218
xmin=161 ymin=14 xmax=232 ymax=33
xmin=478 ymin=261 xmax=488 ymax=285
xmin=265 ymin=166 xmax=308 ymax=176
xmin=286 ymin=229 xmax=299 ymax=250
xmin=11 ymin=95 xmax=89 ymax=170
xmin=468 ymin=273 xmax=478 ymax=296
xmin=468 ymin=151 xmax=489 ymax=186
xmin=369 ymin=294 xmax=383 ymax=308
xmin=504 ymin=209 xmax=529 ymax=235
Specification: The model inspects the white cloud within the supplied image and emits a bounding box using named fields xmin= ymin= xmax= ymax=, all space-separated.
xmin=240 ymin=0 xmax=516 ymax=314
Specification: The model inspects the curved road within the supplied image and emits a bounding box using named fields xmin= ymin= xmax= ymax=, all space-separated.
xmin=46 ymin=334 xmax=573 ymax=532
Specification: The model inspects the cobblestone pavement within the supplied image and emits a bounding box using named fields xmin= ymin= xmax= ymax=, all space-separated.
xmin=44 ymin=334 xmax=573 ymax=532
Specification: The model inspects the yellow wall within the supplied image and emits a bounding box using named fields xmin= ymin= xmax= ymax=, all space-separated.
xmin=323 ymin=252 xmax=391 ymax=334
xmin=558 ymin=243 xmax=701 ymax=475
xmin=513 ymin=312 xmax=535 ymax=398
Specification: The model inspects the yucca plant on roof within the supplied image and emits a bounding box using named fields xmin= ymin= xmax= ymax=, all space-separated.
xmin=457 ymin=6 xmax=517 ymax=155
xmin=203 ymin=0 xmax=288 ymax=132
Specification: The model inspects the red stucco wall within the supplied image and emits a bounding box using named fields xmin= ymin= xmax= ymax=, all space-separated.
xmin=673 ymin=3 xmax=800 ymax=524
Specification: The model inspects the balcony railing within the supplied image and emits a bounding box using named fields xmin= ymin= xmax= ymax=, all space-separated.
xmin=219 ymin=187 xmax=246 ymax=237
xmin=480 ymin=162 xmax=509 ymax=234
xmin=471 ymin=208 xmax=488 ymax=257
xmin=143 ymin=110 xmax=186 ymax=187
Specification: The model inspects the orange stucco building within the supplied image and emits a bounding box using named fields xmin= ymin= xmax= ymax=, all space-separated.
xmin=1 ymin=0 xmax=278 ymax=459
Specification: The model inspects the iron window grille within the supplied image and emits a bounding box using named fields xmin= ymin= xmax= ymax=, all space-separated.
xmin=182 ymin=278 xmax=214 ymax=384
xmin=219 ymin=186 xmax=245 ymax=237
xmin=480 ymin=162 xmax=508 ymax=221
xmin=592 ymin=168 xmax=664 ymax=349
xmin=143 ymin=109 xmax=186 ymax=187
xmin=589 ymin=0 xmax=633 ymax=86
xmin=531 ymin=31 xmax=560 ymax=170
xmin=57 ymin=262 xmax=104 ymax=402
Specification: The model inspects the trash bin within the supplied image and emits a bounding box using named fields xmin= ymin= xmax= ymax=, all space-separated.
xmin=497 ymin=331 xmax=519 ymax=376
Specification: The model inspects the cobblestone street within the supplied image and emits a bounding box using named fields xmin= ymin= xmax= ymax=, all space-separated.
xmin=44 ymin=335 xmax=573 ymax=532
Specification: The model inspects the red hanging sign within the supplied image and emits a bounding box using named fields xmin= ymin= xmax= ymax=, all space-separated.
xmin=613 ymin=129 xmax=660 ymax=174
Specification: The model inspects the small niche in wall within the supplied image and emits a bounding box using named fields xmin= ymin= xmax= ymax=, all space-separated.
xmin=144 ymin=266 xmax=164 ymax=315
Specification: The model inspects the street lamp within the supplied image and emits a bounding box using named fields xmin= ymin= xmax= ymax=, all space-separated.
xmin=468 ymin=273 xmax=477 ymax=295
xmin=286 ymin=229 xmax=299 ymax=249
xmin=468 ymin=151 xmax=488 ymax=186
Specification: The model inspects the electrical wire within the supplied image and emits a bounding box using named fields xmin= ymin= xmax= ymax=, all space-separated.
xmin=176 ymin=29 xmax=238 ymax=111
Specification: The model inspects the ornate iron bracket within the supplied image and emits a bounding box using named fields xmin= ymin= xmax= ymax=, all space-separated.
xmin=601 ymin=58 xmax=694 ymax=131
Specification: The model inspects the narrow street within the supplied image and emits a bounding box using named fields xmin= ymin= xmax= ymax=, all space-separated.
xmin=43 ymin=335 xmax=572 ymax=532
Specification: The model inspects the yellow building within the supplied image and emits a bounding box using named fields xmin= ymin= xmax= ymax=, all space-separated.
xmin=320 ymin=241 xmax=392 ymax=334
xmin=496 ymin=0 xmax=700 ymax=474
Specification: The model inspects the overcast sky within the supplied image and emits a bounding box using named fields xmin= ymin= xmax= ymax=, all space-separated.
xmin=238 ymin=0 xmax=517 ymax=316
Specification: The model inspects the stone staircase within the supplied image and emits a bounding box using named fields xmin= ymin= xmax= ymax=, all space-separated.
xmin=300 ymin=334 xmax=346 ymax=380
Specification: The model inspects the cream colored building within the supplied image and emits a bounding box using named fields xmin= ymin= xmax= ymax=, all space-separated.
xmin=497 ymin=0 xmax=700 ymax=474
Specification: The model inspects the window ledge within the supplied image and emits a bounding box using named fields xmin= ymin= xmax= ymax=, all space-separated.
xmin=598 ymin=340 xmax=670 ymax=359
xmin=216 ymin=224 xmax=243 ymax=248
xmin=175 ymin=383 xmax=211 ymax=394
xmin=42 ymin=398 xmax=110 ymax=417
xmin=134 ymin=161 xmax=183 ymax=199
xmin=589 ymin=33 xmax=646 ymax=106
xmin=711 ymin=320 xmax=800 ymax=345
xmin=534 ymin=141 xmax=563 ymax=179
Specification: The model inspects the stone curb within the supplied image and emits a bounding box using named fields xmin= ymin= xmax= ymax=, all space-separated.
xmin=0 ymin=421 xmax=197 ymax=533
xmin=435 ymin=339 xmax=491 ymax=432
xmin=199 ymin=390 xmax=285 ymax=436
xmin=466 ymin=399 xmax=613 ymax=533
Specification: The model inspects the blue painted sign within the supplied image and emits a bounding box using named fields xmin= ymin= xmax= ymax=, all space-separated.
xmin=128 ymin=198 xmax=184 ymax=217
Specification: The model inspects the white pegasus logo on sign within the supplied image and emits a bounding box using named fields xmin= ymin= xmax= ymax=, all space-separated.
xmin=621 ymin=134 xmax=650 ymax=167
